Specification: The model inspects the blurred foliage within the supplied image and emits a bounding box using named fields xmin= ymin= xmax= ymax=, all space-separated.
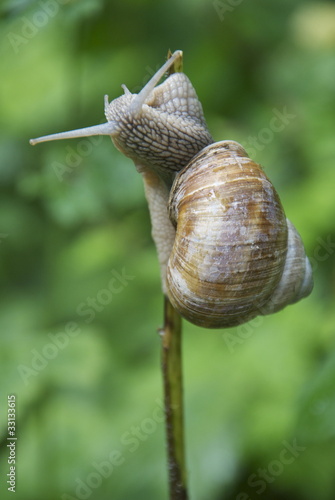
xmin=0 ymin=0 xmax=335 ymax=499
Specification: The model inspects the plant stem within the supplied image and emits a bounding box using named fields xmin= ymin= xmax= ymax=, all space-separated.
xmin=161 ymin=295 xmax=188 ymax=500
xmin=157 ymin=49 xmax=188 ymax=499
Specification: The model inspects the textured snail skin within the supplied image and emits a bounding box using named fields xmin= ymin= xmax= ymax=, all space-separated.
xmin=107 ymin=73 xmax=213 ymax=184
xmin=166 ymin=141 xmax=313 ymax=328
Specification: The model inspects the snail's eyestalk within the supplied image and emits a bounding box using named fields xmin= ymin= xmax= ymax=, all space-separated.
xmin=29 ymin=50 xmax=183 ymax=146
xmin=130 ymin=50 xmax=183 ymax=117
xmin=30 ymin=105 xmax=119 ymax=145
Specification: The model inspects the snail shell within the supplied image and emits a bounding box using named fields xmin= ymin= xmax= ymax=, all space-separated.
xmin=166 ymin=141 xmax=313 ymax=328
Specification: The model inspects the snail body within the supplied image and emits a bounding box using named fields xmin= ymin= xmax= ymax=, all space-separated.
xmin=30 ymin=50 xmax=313 ymax=329
xmin=107 ymin=72 xmax=213 ymax=182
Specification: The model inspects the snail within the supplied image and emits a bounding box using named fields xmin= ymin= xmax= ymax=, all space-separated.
xmin=30 ymin=50 xmax=313 ymax=328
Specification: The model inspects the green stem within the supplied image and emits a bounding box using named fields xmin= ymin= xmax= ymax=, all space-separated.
xmin=161 ymin=295 xmax=188 ymax=500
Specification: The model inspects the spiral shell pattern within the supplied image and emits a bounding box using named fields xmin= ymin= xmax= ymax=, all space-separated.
xmin=166 ymin=141 xmax=313 ymax=328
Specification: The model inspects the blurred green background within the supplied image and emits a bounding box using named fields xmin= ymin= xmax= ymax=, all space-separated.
xmin=1 ymin=0 xmax=335 ymax=499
